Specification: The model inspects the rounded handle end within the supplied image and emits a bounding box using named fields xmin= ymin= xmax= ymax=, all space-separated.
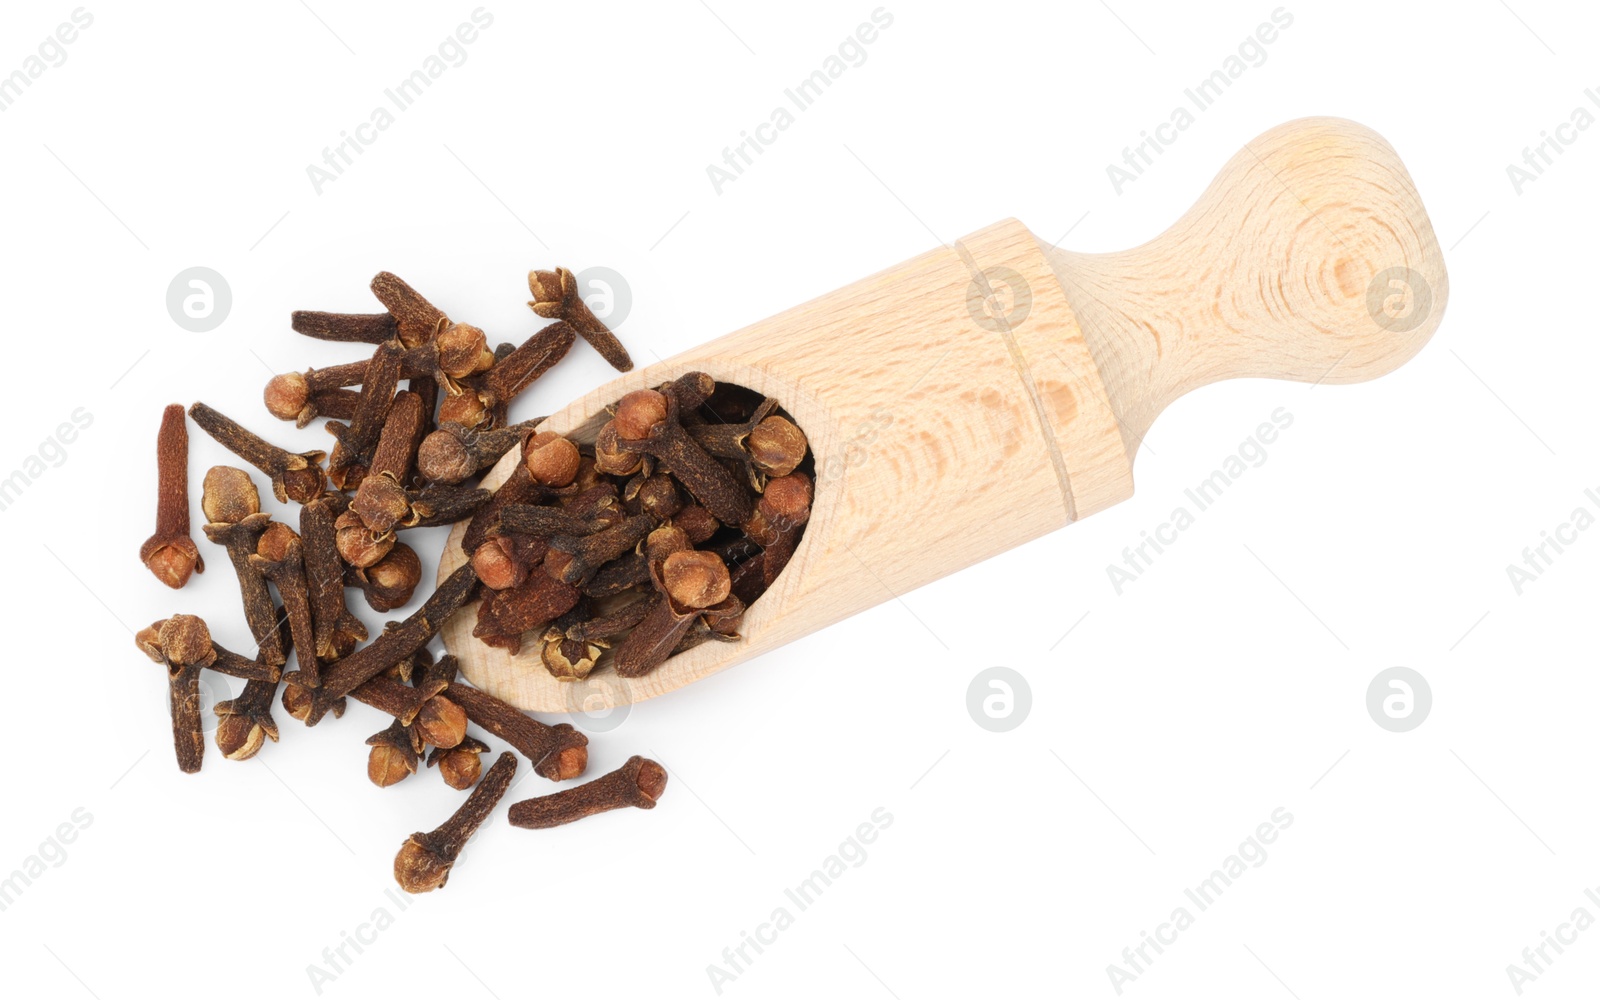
xmin=1049 ymin=117 xmax=1448 ymax=445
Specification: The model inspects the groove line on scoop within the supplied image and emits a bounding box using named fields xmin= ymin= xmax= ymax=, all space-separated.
xmin=951 ymin=239 xmax=1078 ymax=522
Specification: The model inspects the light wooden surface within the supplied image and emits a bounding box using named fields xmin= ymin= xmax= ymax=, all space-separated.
xmin=439 ymin=117 xmax=1448 ymax=713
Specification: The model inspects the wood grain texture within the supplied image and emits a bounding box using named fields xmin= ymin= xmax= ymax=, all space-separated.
xmin=440 ymin=117 xmax=1448 ymax=712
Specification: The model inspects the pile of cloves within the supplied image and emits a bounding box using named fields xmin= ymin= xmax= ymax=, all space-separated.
xmin=131 ymin=269 xmax=811 ymax=893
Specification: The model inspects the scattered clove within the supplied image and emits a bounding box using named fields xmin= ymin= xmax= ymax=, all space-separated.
xmin=249 ymin=522 xmax=320 ymax=688
xmin=366 ymin=720 xmax=421 ymax=787
xmin=134 ymin=615 xmax=219 ymax=774
xmin=427 ymin=736 xmax=490 ymax=790
xmin=347 ymin=542 xmax=422 ymax=612
xmin=200 ymin=467 xmax=284 ymax=666
xmin=445 ymin=681 xmax=588 ymax=781
xmin=140 ymin=404 xmax=205 ymax=589
xmin=294 ymin=563 xmax=479 ymax=725
xmin=301 ymin=494 xmax=368 ymax=660
xmin=394 ymin=751 xmax=517 ymax=893
xmin=417 ymin=421 xmax=537 ymax=485
xmin=508 ymin=755 xmax=667 ymax=830
xmin=190 ymin=402 xmax=327 ymax=504
xmin=528 ymin=267 xmax=633 ymax=371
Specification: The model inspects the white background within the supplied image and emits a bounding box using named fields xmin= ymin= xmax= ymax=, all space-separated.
xmin=0 ymin=1 xmax=1595 ymax=997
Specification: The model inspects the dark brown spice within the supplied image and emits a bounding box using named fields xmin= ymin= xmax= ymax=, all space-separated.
xmin=507 ymin=755 xmax=666 ymax=829
xmin=366 ymin=720 xmax=421 ymax=787
xmin=200 ymin=467 xmax=284 ymax=667
xmin=416 ymin=421 xmax=538 ymax=485
xmin=470 ymin=534 xmax=545 ymax=591
xmin=140 ymin=404 xmax=205 ymax=589
xmin=461 ymin=464 xmax=541 ymax=554
xmin=300 ymin=494 xmax=368 ymax=660
xmin=214 ymin=681 xmax=281 ymax=761
xmin=543 ymin=514 xmax=654 ymax=587
xmin=325 ymin=340 xmax=403 ymax=490
xmin=249 ymin=522 xmax=320 ymax=688
xmin=614 ymin=391 xmax=753 ymax=526
xmin=445 ymin=681 xmax=588 ymax=781
xmin=472 ymin=572 xmax=579 ymax=653
xmin=290 ymin=310 xmax=399 ymax=345
xmin=350 ymin=670 xmax=465 ymax=749
xmin=427 ymin=736 xmax=489 ymax=790
xmin=394 ymin=751 xmax=516 ymax=893
xmin=295 ymin=563 xmax=479 ymax=725
xmin=528 ymin=267 xmax=633 ymax=371
xmin=190 ymin=402 xmax=327 ymax=504
xmin=449 ymin=321 xmax=575 ymax=430
xmin=134 ymin=615 xmax=218 ymax=774
xmin=368 ymin=271 xmax=448 ymax=349
xmin=348 ymin=542 xmax=422 ymax=612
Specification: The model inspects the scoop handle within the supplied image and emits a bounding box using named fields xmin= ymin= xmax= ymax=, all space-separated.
xmin=1044 ymin=117 xmax=1448 ymax=452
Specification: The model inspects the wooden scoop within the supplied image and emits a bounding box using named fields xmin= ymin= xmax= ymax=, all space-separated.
xmin=440 ymin=117 xmax=1448 ymax=712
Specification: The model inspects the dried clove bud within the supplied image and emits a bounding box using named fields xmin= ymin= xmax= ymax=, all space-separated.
xmin=612 ymin=390 xmax=668 ymax=442
xmin=445 ymin=321 xmax=575 ymax=430
xmin=593 ymin=420 xmax=643 ymax=477
xmin=325 ymin=340 xmax=404 ymax=489
xmin=348 ymin=542 xmax=422 ymax=612
xmin=350 ymin=667 xmax=466 ymax=749
xmin=249 ymin=522 xmax=320 ymax=687
xmin=301 ymin=494 xmax=368 ymax=660
xmin=542 ymin=514 xmax=654 ymax=588
xmin=445 ymin=681 xmax=588 ymax=781
xmin=416 ymin=421 xmax=537 ymax=485
xmin=613 ymin=390 xmax=753 ymax=526
xmin=296 ymin=563 xmax=479 ymax=725
xmin=613 ymin=548 xmax=734 ymax=678
xmin=214 ymin=681 xmax=281 ymax=761
xmin=747 ymin=415 xmax=809 ymax=478
xmin=427 ymin=736 xmax=489 ymax=790
xmin=190 ymin=402 xmax=327 ymax=504
xmin=369 ymin=271 xmax=453 ymax=349
xmin=473 ymin=571 xmax=580 ymax=653
xmin=528 ymin=267 xmax=633 ymax=371
xmin=366 ymin=720 xmax=421 ymax=787
xmin=140 ymin=404 xmax=205 ymax=589
xmin=470 ymin=534 xmax=544 ymax=591
xmin=507 ymin=755 xmax=667 ymax=830
xmin=523 ymin=431 xmax=580 ymax=487
xmin=200 ymin=467 xmax=284 ymax=667
xmin=134 ymin=615 xmax=219 ymax=774
xmin=290 ymin=310 xmax=399 ymax=345
xmin=395 ymin=751 xmax=517 ymax=893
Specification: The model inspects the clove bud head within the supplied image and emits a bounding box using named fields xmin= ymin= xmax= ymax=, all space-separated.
xmin=360 ymin=544 xmax=422 ymax=610
xmin=215 ymin=713 xmax=270 ymax=761
xmin=437 ymin=390 xmax=489 ymax=430
xmin=393 ymin=837 xmax=452 ymax=893
xmin=352 ymin=474 xmax=412 ymax=533
xmin=368 ymin=743 xmax=417 ymax=787
xmin=140 ymin=536 xmax=205 ymax=590
xmin=416 ymin=427 xmax=474 ymax=485
xmin=263 ymin=372 xmax=311 ymax=422
xmin=662 ymin=550 xmax=731 ymax=610
xmin=613 ymin=390 xmax=668 ymax=441
xmin=593 ymin=421 xmax=642 ymax=476
xmin=471 ymin=535 xmax=533 ymax=591
xmin=140 ymin=615 xmax=217 ymax=669
xmin=335 ymin=509 xmax=395 ymax=568
xmin=436 ymin=323 xmax=489 ymax=380
xmin=748 ymin=415 xmax=808 ymax=477
xmin=201 ymin=466 xmax=261 ymax=524
xmin=413 ymin=696 xmax=467 ymax=750
xmin=523 ymin=432 xmax=579 ymax=487
xmin=428 ymin=737 xmax=489 ymax=790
